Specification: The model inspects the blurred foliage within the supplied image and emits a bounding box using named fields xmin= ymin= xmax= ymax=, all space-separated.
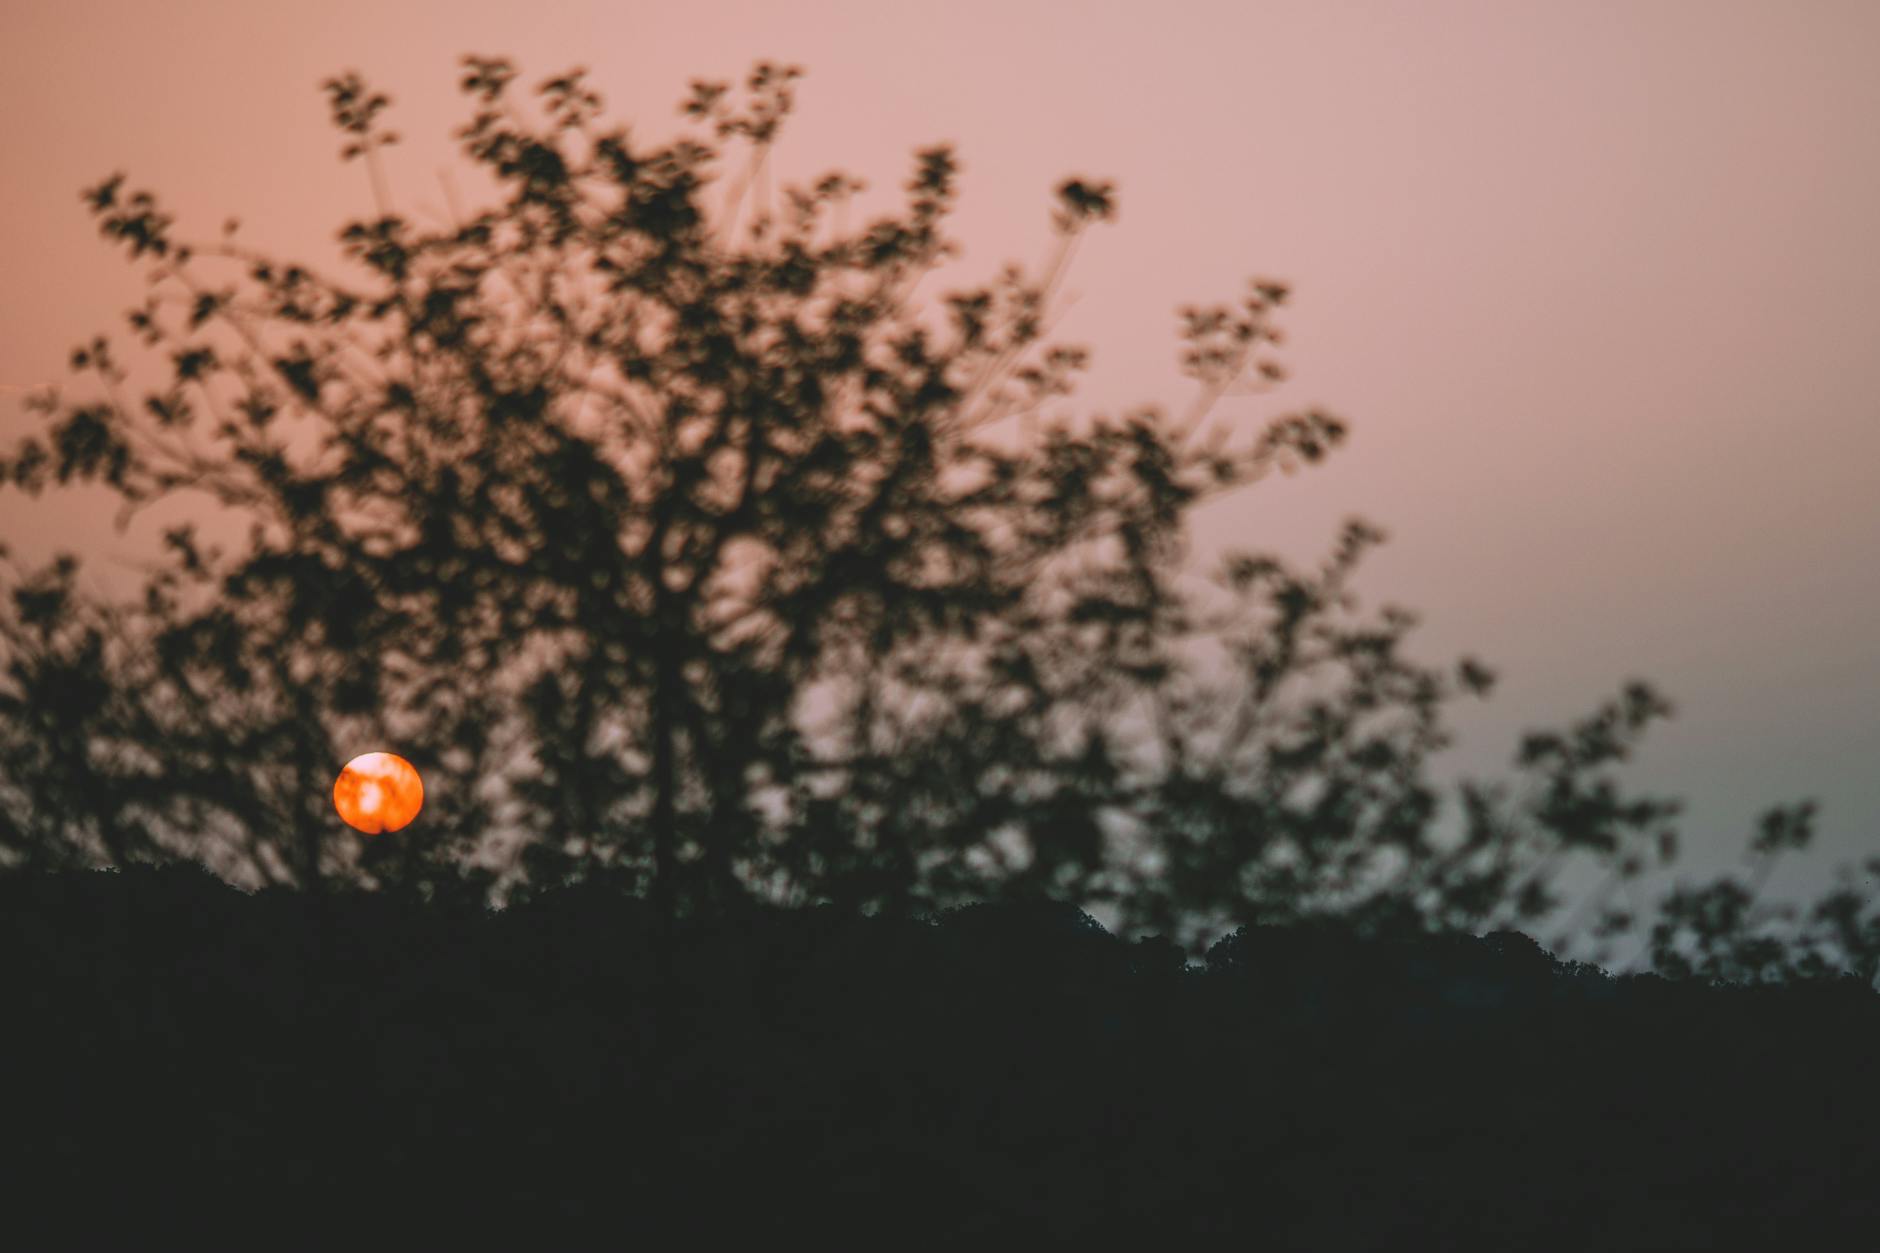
xmin=0 ymin=57 xmax=1872 ymax=972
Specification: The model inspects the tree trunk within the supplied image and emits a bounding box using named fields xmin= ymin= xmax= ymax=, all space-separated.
xmin=650 ymin=600 xmax=678 ymax=949
xmin=647 ymin=577 xmax=681 ymax=1100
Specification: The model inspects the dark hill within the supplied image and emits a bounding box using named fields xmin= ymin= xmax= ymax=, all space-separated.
xmin=3 ymin=864 xmax=1877 ymax=1248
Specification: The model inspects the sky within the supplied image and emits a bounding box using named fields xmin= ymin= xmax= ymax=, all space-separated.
xmin=3 ymin=0 xmax=1877 ymax=898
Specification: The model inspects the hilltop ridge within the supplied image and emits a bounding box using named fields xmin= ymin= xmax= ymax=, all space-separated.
xmin=4 ymin=864 xmax=1875 ymax=1247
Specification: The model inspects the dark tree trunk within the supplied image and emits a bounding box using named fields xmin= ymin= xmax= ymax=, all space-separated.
xmin=650 ymin=602 xmax=678 ymax=950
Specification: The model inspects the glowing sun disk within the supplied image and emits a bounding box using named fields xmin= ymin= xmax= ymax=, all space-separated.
xmin=333 ymin=752 xmax=423 ymax=834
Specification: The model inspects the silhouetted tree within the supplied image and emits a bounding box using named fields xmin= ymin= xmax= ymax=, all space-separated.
xmin=1 ymin=57 xmax=1870 ymax=963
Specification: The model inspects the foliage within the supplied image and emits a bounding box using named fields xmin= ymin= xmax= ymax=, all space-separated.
xmin=0 ymin=57 xmax=1871 ymax=965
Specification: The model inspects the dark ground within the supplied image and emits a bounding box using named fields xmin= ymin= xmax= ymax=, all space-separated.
xmin=4 ymin=864 xmax=1876 ymax=1248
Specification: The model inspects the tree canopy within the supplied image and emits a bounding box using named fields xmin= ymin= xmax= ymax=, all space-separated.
xmin=2 ymin=57 xmax=1873 ymax=968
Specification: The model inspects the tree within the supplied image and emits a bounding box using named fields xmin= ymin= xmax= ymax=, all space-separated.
xmin=0 ymin=57 xmax=1870 ymax=963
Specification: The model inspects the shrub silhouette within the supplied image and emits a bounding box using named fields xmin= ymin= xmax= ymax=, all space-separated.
xmin=1 ymin=55 xmax=1875 ymax=972
xmin=2 ymin=865 xmax=1878 ymax=1247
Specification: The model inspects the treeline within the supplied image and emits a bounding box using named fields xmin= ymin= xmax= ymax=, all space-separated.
xmin=4 ymin=864 xmax=1877 ymax=1247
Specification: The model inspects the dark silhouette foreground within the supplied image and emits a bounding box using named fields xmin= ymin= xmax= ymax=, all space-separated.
xmin=5 ymin=864 xmax=1876 ymax=1247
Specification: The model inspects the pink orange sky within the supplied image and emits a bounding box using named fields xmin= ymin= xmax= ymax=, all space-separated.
xmin=4 ymin=0 xmax=1877 ymax=898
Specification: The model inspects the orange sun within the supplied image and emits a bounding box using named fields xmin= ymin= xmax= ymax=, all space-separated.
xmin=333 ymin=751 xmax=424 ymax=835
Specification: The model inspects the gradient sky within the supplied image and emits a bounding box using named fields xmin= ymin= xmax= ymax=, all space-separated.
xmin=4 ymin=0 xmax=1877 ymax=899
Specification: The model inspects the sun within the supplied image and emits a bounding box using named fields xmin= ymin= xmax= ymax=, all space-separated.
xmin=333 ymin=751 xmax=424 ymax=835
